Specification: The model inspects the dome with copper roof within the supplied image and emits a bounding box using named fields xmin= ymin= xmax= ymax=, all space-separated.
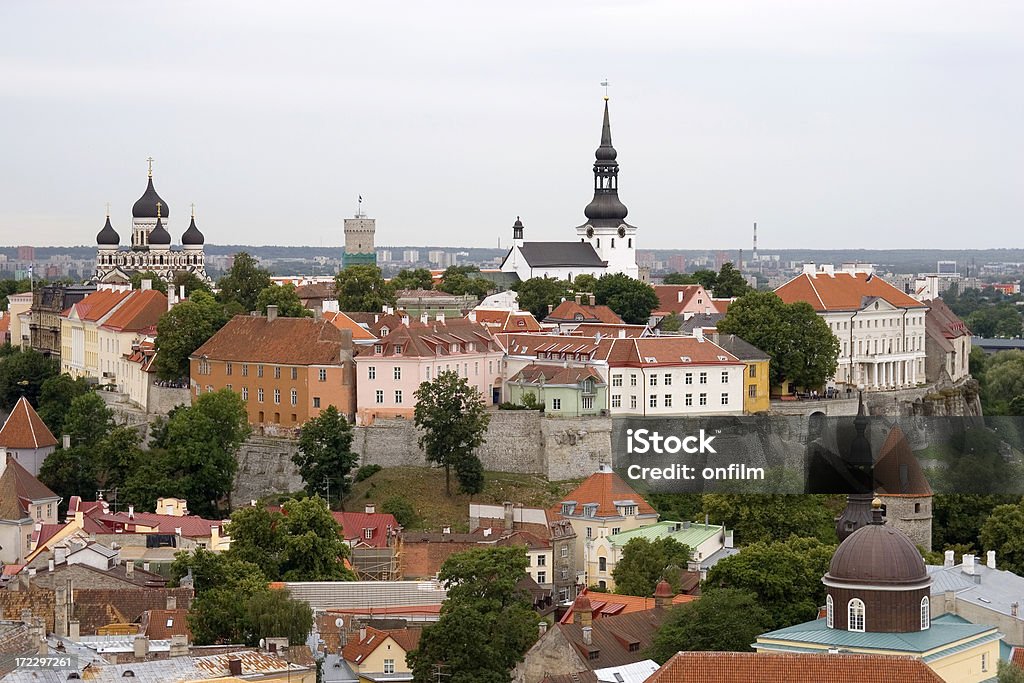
xmin=826 ymin=520 xmax=927 ymax=588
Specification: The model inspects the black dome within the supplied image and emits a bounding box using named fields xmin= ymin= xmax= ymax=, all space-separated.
xmin=96 ymin=216 xmax=120 ymax=246
xmin=584 ymin=194 xmax=629 ymax=222
xmin=148 ymin=217 xmax=171 ymax=245
xmin=181 ymin=216 xmax=205 ymax=246
xmin=133 ymin=177 xmax=169 ymax=219
xmin=826 ymin=513 xmax=927 ymax=587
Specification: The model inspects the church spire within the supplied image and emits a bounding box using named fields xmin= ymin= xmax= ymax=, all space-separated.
xmin=583 ymin=98 xmax=628 ymax=226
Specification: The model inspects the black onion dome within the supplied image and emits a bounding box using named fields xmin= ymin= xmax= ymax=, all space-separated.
xmin=181 ymin=216 xmax=205 ymax=245
xmin=148 ymin=217 xmax=171 ymax=245
xmin=96 ymin=216 xmax=120 ymax=246
xmin=132 ymin=177 xmax=169 ymax=219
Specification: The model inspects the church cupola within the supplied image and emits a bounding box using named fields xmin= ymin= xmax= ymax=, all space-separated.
xmin=181 ymin=205 xmax=205 ymax=249
xmin=512 ymin=216 xmax=524 ymax=247
xmin=96 ymin=212 xmax=120 ymax=247
xmin=132 ymin=158 xmax=169 ymax=219
xmin=148 ymin=206 xmax=172 ymax=246
xmin=583 ymin=99 xmax=629 ymax=227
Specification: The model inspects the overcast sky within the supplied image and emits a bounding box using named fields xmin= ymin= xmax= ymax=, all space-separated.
xmin=1 ymin=1 xmax=1021 ymax=250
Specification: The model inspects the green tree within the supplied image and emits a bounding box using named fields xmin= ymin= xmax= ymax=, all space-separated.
xmin=593 ymin=273 xmax=660 ymax=325
xmin=225 ymin=505 xmax=284 ymax=577
xmin=967 ymin=303 xmax=1023 ymax=338
xmin=704 ymin=536 xmax=835 ymax=630
xmin=659 ymin=313 xmax=682 ymax=332
xmin=438 ymin=266 xmax=492 ymax=298
xmin=712 ymin=263 xmax=751 ymax=298
xmin=408 ymin=547 xmax=538 ymax=683
xmin=691 ymin=269 xmax=719 ymax=291
xmin=647 ymin=588 xmax=771 ymax=661
xmin=244 ymin=588 xmax=314 ymax=646
xmin=573 ymin=273 xmax=599 ymax=293
xmin=392 ymin=268 xmax=435 ymax=291
xmin=154 ymin=290 xmax=228 ymax=380
xmin=93 ymin=426 xmax=143 ymax=492
xmin=64 ymin=392 xmax=113 ymax=449
xmin=700 ymin=494 xmax=838 ymax=545
xmin=39 ymin=445 xmax=97 ymax=512
xmin=0 ymin=347 xmax=58 ymax=410
xmin=382 ymin=496 xmax=417 ymax=528
xmin=278 ymin=496 xmax=354 ymax=581
xmin=217 ymin=252 xmax=273 ymax=312
xmin=335 ymin=264 xmax=396 ymax=312
xmin=294 ymin=406 xmax=358 ymax=506
xmin=37 ymin=374 xmax=90 ymax=436
xmin=612 ymin=537 xmax=692 ymax=597
xmin=255 ymin=282 xmax=312 ymax=318
xmin=984 ymin=351 xmax=1024 ymax=413
xmin=662 ymin=272 xmax=695 ymax=285
xmin=171 ymin=271 xmax=212 ymax=297
xmin=980 ymin=500 xmax=1024 ymax=575
xmin=0 ymin=278 xmax=32 ymax=311
xmin=512 ymin=277 xmax=573 ymax=319
xmin=413 ymin=371 xmax=491 ymax=496
xmin=129 ymin=271 xmax=169 ymax=294
xmin=998 ymin=659 xmax=1024 ymax=682
xmin=717 ymin=291 xmax=839 ymax=390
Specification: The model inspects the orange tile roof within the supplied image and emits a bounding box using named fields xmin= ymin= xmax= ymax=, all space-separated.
xmin=0 ymin=396 xmax=58 ymax=449
xmin=545 ymin=300 xmax=624 ymax=325
xmin=68 ymin=288 xmax=132 ymax=322
xmin=571 ymin=323 xmax=649 ymax=338
xmin=558 ymin=587 xmax=695 ymax=624
xmin=139 ymin=608 xmax=192 ymax=640
xmin=322 ymin=311 xmax=377 ymax=341
xmin=711 ymin=298 xmax=732 ymax=313
xmin=550 ymin=468 xmax=657 ymax=519
xmin=0 ymin=454 xmax=60 ymax=519
xmin=653 ymin=285 xmax=712 ymax=315
xmin=355 ymin=319 xmax=500 ymax=359
xmin=192 ymin=315 xmax=352 ymax=365
xmin=646 ymin=651 xmax=945 ymax=683
xmin=609 ymin=337 xmax=743 ymax=368
xmin=471 ymin=309 xmax=543 ymax=333
xmin=874 ymin=424 xmax=932 ymax=496
xmin=342 ymin=627 xmax=421 ymax=664
xmin=0 ymin=314 xmax=9 ymax=335
xmin=101 ymin=289 xmax=167 ymax=332
xmin=509 ymin=365 xmax=604 ymax=387
xmin=1011 ymin=646 xmax=1024 ymax=669
xmin=775 ymin=271 xmax=927 ymax=312
xmin=500 ymin=334 xmax=615 ymax=362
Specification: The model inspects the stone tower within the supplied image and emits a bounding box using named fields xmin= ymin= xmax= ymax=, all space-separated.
xmin=343 ymin=199 xmax=376 ymax=268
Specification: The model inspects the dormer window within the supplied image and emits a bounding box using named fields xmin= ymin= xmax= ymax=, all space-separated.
xmin=380 ymin=326 xmax=390 ymax=336
xmin=561 ymin=503 xmax=576 ymax=516
xmin=583 ymin=504 xmax=598 ymax=517
xmin=374 ymin=344 xmax=384 ymax=354
xmin=363 ymin=528 xmax=374 ymax=539
xmin=451 ymin=343 xmax=459 ymax=353
xmin=394 ymin=344 xmax=403 ymax=355
xmin=574 ymin=313 xmax=585 ymax=321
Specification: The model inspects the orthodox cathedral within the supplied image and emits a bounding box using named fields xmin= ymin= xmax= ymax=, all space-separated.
xmin=95 ymin=162 xmax=210 ymax=285
xmin=500 ymin=98 xmax=640 ymax=282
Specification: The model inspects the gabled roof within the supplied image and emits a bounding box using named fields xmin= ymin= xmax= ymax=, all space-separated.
xmin=923 ymin=298 xmax=971 ymax=346
xmin=775 ymin=271 xmax=927 ymax=312
xmin=100 ymin=289 xmax=167 ymax=333
xmin=95 ymin=510 xmax=222 ymax=538
xmin=551 ymin=467 xmax=656 ymax=519
xmin=0 ymin=455 xmax=60 ymax=520
xmin=331 ymin=510 xmax=400 ymax=548
xmin=652 ymin=285 xmax=711 ymax=315
xmin=545 ymin=301 xmax=624 ymax=325
xmin=509 ymin=365 xmax=605 ymax=387
xmin=66 ymin=288 xmax=133 ymax=322
xmin=608 ymin=337 xmax=742 ymax=368
xmin=514 ymin=242 xmax=606 ymax=268
xmin=354 ymin=319 xmax=500 ymax=359
xmin=341 ymin=626 xmax=421 ymax=665
xmin=647 ymin=651 xmax=946 ymax=683
xmin=555 ymin=608 xmax=668 ymax=671
xmin=322 ymin=311 xmax=378 ymax=341
xmin=472 ymin=308 xmax=543 ymax=333
xmin=192 ymin=315 xmax=352 ymax=365
xmin=711 ymin=334 xmax=770 ymax=362
xmin=500 ymin=333 xmax=616 ymax=362
xmin=559 ymin=587 xmax=695 ymax=624
xmin=138 ymin=608 xmax=192 ymax=640
xmin=0 ymin=396 xmax=58 ymax=449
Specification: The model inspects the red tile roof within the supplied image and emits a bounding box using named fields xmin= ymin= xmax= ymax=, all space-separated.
xmin=775 ymin=271 xmax=927 ymax=312
xmin=556 ymin=608 xmax=668 ymax=670
xmin=192 ymin=315 xmax=352 ymax=365
xmin=471 ymin=309 xmax=543 ymax=333
xmin=355 ymin=319 xmax=500 ymax=359
xmin=67 ymin=288 xmax=132 ymax=322
xmin=95 ymin=510 xmax=222 ymax=538
xmin=0 ymin=396 xmax=58 ymax=449
xmin=331 ymin=511 xmax=400 ymax=548
xmin=499 ymin=334 xmax=615 ymax=362
xmin=571 ymin=323 xmax=649 ymax=338
xmin=558 ymin=587 xmax=695 ymax=624
xmin=646 ymin=651 xmax=946 ymax=683
xmin=545 ymin=300 xmax=624 ymax=325
xmin=653 ymin=285 xmax=713 ymax=316
xmin=342 ymin=627 xmax=422 ymax=665
xmin=1011 ymin=646 xmax=1024 ymax=669
xmin=509 ymin=365 xmax=605 ymax=387
xmin=550 ymin=468 xmax=656 ymax=519
xmin=608 ymin=337 xmax=742 ymax=368
xmin=322 ymin=311 xmax=377 ymax=341
xmin=100 ymin=289 xmax=167 ymax=333
xmin=139 ymin=608 xmax=192 ymax=640
xmin=0 ymin=455 xmax=60 ymax=520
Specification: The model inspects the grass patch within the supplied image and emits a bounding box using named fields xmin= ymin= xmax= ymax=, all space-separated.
xmin=342 ymin=466 xmax=581 ymax=532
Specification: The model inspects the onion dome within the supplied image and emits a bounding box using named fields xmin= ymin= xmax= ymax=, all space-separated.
xmin=825 ymin=500 xmax=928 ymax=588
xmin=96 ymin=215 xmax=120 ymax=246
xmin=181 ymin=215 xmax=205 ymax=246
xmin=132 ymin=177 xmax=169 ymax=219
xmin=148 ymin=217 xmax=171 ymax=245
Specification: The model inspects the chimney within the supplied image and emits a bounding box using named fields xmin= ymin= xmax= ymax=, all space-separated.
xmin=944 ymin=550 xmax=955 ymax=568
xmin=654 ymin=579 xmax=675 ymax=609
xmin=267 ymin=305 xmax=278 ymax=322
xmin=588 ymin=294 xmax=595 ymax=306
xmin=547 ymin=304 xmax=553 ymax=315
xmin=483 ymin=528 xmax=492 ymax=537
xmin=141 ymin=279 xmax=152 ymax=291
xmin=987 ymin=551 xmax=996 ymax=569
xmin=126 ymin=561 xmax=134 ymax=578
xmin=503 ymin=501 xmax=514 ymax=531
xmin=133 ymin=634 xmax=149 ymax=659
xmin=169 ymin=634 xmax=189 ymax=657
xmin=128 ymin=504 xmax=135 ymax=520
xmin=420 ymin=312 xmax=429 ymax=325
xmin=359 ymin=626 xmax=367 ymax=642
xmin=69 ymin=619 xmax=80 ymax=641
xmin=228 ymin=658 xmax=242 ymax=677
xmin=693 ymin=327 xmax=704 ymax=341
xmin=143 ymin=562 xmax=150 ymax=572
xmin=167 ymin=595 xmax=177 ymax=610
xmin=180 ymin=285 xmax=186 ymax=301
xmin=582 ymin=626 xmax=593 ymax=645
xmin=365 ymin=503 xmax=376 ymax=515
xmin=55 ymin=546 xmax=67 ymax=565
xmin=574 ymin=295 xmax=582 ymax=305
xmin=435 ymin=312 xmax=445 ymax=324
xmin=48 ymin=559 xmax=54 ymax=572
xmin=575 ymin=596 xmax=593 ymax=627
xmin=963 ymin=554 xmax=976 ymax=575
xmin=62 ymin=434 xmax=71 ymax=449
xmin=401 ymin=313 xmax=410 ymax=326
xmin=538 ymin=621 xmax=548 ymax=637
xmin=1013 ymin=602 xmax=1020 ymax=618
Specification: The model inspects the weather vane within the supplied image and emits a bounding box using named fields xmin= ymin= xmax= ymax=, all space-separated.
xmin=601 ymin=79 xmax=610 ymax=100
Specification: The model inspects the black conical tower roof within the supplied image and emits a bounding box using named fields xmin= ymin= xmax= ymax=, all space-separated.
xmin=133 ymin=177 xmax=169 ymax=219
xmin=595 ymin=99 xmax=617 ymax=161
xmin=583 ymin=99 xmax=629 ymax=225
xmin=849 ymin=392 xmax=873 ymax=468
xmin=96 ymin=215 xmax=120 ymax=246
xmin=148 ymin=216 xmax=171 ymax=245
xmin=181 ymin=215 xmax=205 ymax=246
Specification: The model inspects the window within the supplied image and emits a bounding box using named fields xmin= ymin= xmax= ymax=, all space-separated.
xmin=383 ymin=659 xmax=395 ymax=675
xmin=368 ymin=366 xmax=376 ymax=380
xmin=630 ymin=395 xmax=637 ymax=409
xmin=257 ymin=364 xmax=264 ymax=378
xmin=848 ymin=598 xmax=865 ymax=632
xmin=721 ymin=370 xmax=729 ymax=383
xmin=598 ymin=557 xmax=607 ymax=572
xmin=274 ymin=366 xmax=281 ymax=379
xmin=630 ymin=374 xmax=637 ymax=387
xmin=274 ymin=388 xmax=281 ymax=404
xmin=537 ymin=555 xmax=546 ymax=566
xmin=588 ymin=650 xmax=600 ymax=661
xmin=226 ymin=362 xmax=233 ymax=376
xmin=374 ymin=344 xmax=384 ymax=354
xmin=395 ymin=390 xmax=403 ymax=404
xmin=921 ymin=596 xmax=930 ymax=630
xmin=257 ymin=388 xmax=264 ymax=403
xmin=242 ymin=364 xmax=249 ymax=377
xmin=649 ymin=394 xmax=657 ymax=408
xmin=699 ymin=372 xmax=707 ymax=384
xmin=319 ymin=368 xmax=327 ymax=382
xmin=685 ymin=393 xmax=693 ymax=406
xmin=376 ymin=390 xmax=384 ymax=404
xmin=649 ymin=375 xmax=657 ymax=387
xmin=313 ymin=397 xmax=320 ymax=408
xmin=475 ymin=361 xmax=479 ymax=376
xmin=394 ymin=344 xmax=403 ymax=355
xmin=586 ymin=527 xmax=592 ymax=538
xmin=226 ymin=384 xmax=232 ymax=391
xmin=611 ymin=395 xmax=621 ymax=408
xmin=241 ymin=387 xmax=249 ymax=400
xmin=393 ymin=366 xmax=402 ymax=380
xmin=826 ymin=595 xmax=834 ymax=628
xmin=721 ymin=393 xmax=729 ymax=405
xmin=551 ymin=398 xmax=561 ymax=410
xmin=699 ymin=393 xmax=707 ymax=406
xmin=291 ymin=367 xmax=298 ymax=380
xmin=612 ymin=527 xmax=621 ymax=534
xmin=612 ymin=374 xmax=622 ymax=387
xmin=982 ymin=652 xmax=989 ymax=673
xmin=664 ymin=373 xmax=672 ymax=386
xmin=685 ymin=372 xmax=693 ymax=385
xmin=538 ymin=571 xmax=546 ymax=584
xmin=561 ymin=546 xmax=569 ymax=558
xmin=749 ymin=384 xmax=757 ymax=398
xmin=749 ymin=364 xmax=756 ymax=377
xmin=664 ymin=394 xmax=672 ymax=407
xmin=364 ymin=528 xmax=374 ymax=539
xmin=582 ymin=396 xmax=594 ymax=410
xmin=290 ymin=389 xmax=297 ymax=406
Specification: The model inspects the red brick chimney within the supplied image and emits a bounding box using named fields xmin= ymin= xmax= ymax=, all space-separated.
xmin=574 ymin=594 xmax=593 ymax=627
xmin=654 ymin=579 xmax=674 ymax=610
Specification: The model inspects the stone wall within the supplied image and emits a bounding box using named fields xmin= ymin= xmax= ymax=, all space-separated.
xmin=233 ymin=436 xmax=306 ymax=504
xmin=148 ymin=385 xmax=191 ymax=415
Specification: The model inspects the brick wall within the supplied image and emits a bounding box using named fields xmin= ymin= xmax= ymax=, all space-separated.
xmin=0 ymin=586 xmax=192 ymax=636
xmin=401 ymin=539 xmax=480 ymax=580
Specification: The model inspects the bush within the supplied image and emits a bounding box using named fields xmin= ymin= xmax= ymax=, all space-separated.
xmin=499 ymin=402 xmax=529 ymax=410
xmin=382 ymin=496 xmax=417 ymax=528
xmin=354 ymin=464 xmax=382 ymax=482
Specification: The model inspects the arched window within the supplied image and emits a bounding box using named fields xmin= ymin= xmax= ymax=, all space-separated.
xmin=826 ymin=594 xmax=834 ymax=628
xmin=598 ymin=557 xmax=607 ymax=572
xmin=848 ymin=598 xmax=865 ymax=632
xmin=921 ymin=596 xmax=930 ymax=630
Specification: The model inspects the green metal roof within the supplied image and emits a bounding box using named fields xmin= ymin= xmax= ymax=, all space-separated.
xmin=607 ymin=521 xmax=723 ymax=549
